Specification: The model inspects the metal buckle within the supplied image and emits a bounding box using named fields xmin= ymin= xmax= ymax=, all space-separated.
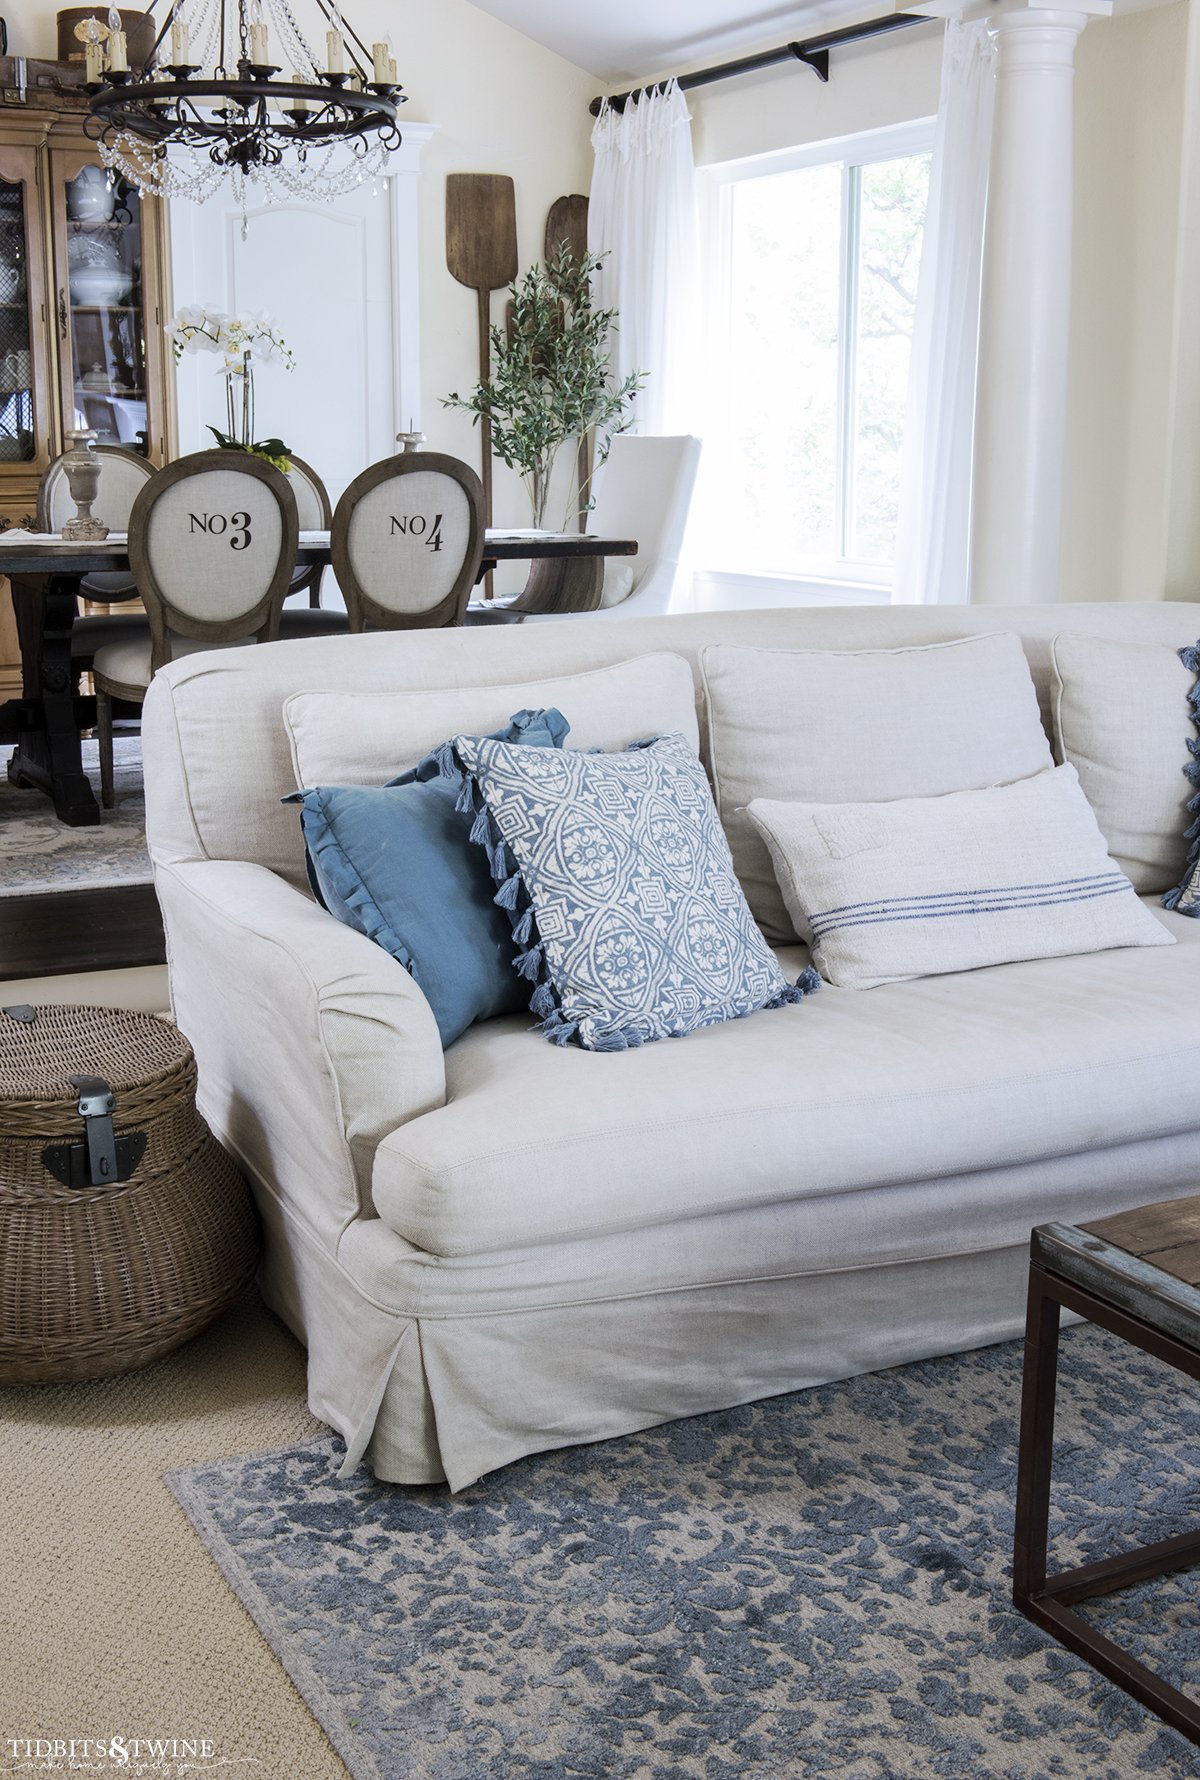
xmin=40 ymin=1074 xmax=145 ymax=1190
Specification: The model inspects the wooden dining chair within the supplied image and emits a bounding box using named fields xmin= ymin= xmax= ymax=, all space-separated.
xmin=330 ymin=452 xmax=485 ymax=632
xmin=90 ymin=449 xmax=298 ymax=808
xmin=286 ymin=454 xmax=332 ymax=609
xmin=38 ymin=446 xmax=155 ymax=657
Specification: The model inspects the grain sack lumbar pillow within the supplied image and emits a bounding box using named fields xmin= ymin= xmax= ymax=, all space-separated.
xmin=747 ymin=764 xmax=1172 ymax=990
xmin=701 ymin=632 xmax=1054 ymax=944
xmin=447 ymin=730 xmax=820 ymax=1050
xmin=1051 ymin=633 xmax=1194 ymax=894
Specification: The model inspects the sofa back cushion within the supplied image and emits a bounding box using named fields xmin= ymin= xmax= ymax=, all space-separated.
xmin=702 ymin=633 xmax=1055 ymax=942
xmin=1051 ymin=634 xmax=1194 ymax=895
xmin=284 ymin=653 xmax=699 ymax=791
xmin=142 ymin=604 xmax=1200 ymax=886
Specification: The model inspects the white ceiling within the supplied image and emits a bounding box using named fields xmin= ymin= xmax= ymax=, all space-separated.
xmin=468 ymin=0 xmax=881 ymax=84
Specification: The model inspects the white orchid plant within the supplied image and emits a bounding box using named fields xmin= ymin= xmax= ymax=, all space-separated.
xmin=166 ymin=306 xmax=296 ymax=471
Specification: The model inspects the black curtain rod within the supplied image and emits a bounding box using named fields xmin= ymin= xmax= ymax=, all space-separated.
xmin=589 ymin=13 xmax=926 ymax=115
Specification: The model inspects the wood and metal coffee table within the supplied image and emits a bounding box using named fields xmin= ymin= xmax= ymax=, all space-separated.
xmin=1015 ymin=1197 xmax=1200 ymax=1745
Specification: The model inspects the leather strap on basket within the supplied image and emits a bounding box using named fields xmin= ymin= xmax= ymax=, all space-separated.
xmin=41 ymin=1075 xmax=147 ymax=1190
xmin=70 ymin=1075 xmax=119 ymax=1186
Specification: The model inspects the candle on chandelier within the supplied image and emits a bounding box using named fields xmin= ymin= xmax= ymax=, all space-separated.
xmin=288 ymin=69 xmax=306 ymax=112
xmin=170 ymin=8 xmax=189 ymax=64
xmin=107 ymin=26 xmax=127 ymax=70
xmin=371 ymin=40 xmax=388 ymax=82
xmin=387 ymin=53 xmax=397 ymax=82
xmin=85 ymin=38 xmax=105 ymax=82
xmin=249 ymin=20 xmax=269 ymax=64
xmin=325 ymin=28 xmax=344 ymax=73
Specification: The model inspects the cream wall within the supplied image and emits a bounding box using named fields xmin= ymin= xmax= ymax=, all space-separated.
xmin=11 ymin=0 xmax=597 ymax=531
xmin=686 ymin=25 xmax=943 ymax=166
xmin=1062 ymin=1 xmax=1189 ymax=602
xmin=1164 ymin=0 xmax=1200 ymax=601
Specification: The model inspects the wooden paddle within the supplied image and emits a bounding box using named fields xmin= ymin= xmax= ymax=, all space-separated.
xmin=545 ymin=194 xmax=589 ymax=266
xmin=545 ymin=195 xmax=592 ymax=531
xmin=446 ymin=174 xmax=518 ymax=595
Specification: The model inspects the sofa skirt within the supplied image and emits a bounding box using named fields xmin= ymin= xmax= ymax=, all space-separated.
xmin=243 ymin=1125 xmax=1200 ymax=1493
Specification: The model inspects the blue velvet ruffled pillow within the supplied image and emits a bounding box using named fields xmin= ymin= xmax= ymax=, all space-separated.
xmin=446 ymin=729 xmax=820 ymax=1051
xmin=289 ymin=707 xmax=569 ymax=1046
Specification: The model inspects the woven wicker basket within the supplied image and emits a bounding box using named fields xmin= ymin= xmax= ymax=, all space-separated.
xmin=0 ymin=1003 xmax=258 ymax=1384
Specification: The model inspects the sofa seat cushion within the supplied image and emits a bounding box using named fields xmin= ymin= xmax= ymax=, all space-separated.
xmin=372 ymin=906 xmax=1200 ymax=1259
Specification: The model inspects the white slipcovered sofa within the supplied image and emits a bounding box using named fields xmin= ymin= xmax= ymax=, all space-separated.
xmin=143 ymin=602 xmax=1200 ymax=1491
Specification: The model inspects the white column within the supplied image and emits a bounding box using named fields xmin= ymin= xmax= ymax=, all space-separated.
xmin=969 ymin=6 xmax=1093 ymax=604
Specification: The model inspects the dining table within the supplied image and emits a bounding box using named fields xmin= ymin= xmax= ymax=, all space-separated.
xmin=0 ymin=527 xmax=638 ymax=828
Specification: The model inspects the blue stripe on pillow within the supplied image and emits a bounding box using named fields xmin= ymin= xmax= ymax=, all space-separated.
xmin=811 ymin=873 xmax=1132 ymax=937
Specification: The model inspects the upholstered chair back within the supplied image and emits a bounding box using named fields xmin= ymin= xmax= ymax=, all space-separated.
xmin=331 ymin=452 xmax=484 ymax=631
xmin=37 ymin=444 xmax=155 ymax=534
xmin=284 ymin=455 xmax=332 ymax=607
xmin=286 ymin=455 xmax=331 ymax=530
xmin=128 ymin=449 xmax=298 ymax=671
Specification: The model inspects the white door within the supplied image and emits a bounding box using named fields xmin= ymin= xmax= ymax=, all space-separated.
xmin=170 ymin=184 xmax=401 ymax=503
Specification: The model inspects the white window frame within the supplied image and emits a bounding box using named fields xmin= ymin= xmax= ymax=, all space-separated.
xmin=697 ymin=118 xmax=935 ymax=596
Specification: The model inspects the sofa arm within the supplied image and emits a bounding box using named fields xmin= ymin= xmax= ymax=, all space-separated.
xmin=156 ymin=859 xmax=445 ymax=1239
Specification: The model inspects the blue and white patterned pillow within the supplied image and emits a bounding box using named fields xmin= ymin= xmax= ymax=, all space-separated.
xmin=449 ymin=729 xmax=819 ymax=1051
xmin=1163 ymin=639 xmax=1200 ymax=916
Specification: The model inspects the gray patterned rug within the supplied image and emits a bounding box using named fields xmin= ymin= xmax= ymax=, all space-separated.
xmin=167 ymin=1326 xmax=1200 ymax=1780
xmin=0 ymin=737 xmax=150 ymax=894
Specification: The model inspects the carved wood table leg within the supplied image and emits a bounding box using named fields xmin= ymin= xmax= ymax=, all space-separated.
xmin=8 ymin=573 xmax=100 ymax=828
xmin=508 ymin=555 xmax=604 ymax=616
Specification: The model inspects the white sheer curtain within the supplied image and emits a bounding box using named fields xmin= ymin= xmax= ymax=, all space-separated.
xmin=892 ymin=21 xmax=996 ymax=604
xmin=588 ymin=80 xmax=699 ymax=436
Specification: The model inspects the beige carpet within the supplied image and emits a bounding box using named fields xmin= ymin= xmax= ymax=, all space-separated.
xmin=0 ymin=1291 xmax=350 ymax=1777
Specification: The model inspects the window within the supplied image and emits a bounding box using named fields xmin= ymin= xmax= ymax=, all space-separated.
xmin=697 ymin=123 xmax=933 ymax=585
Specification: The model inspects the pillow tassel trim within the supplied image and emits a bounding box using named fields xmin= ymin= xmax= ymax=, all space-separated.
xmin=437 ymin=743 xmax=820 ymax=1049
xmin=1162 ymin=641 xmax=1200 ymax=915
xmin=769 ymin=968 xmax=822 ymax=1008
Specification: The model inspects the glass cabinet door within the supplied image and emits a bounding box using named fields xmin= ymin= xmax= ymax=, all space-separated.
xmin=0 ymin=172 xmax=37 ymax=466
xmin=56 ymin=161 xmax=151 ymax=456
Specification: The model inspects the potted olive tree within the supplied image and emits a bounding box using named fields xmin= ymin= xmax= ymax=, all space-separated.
xmin=444 ymin=245 xmax=643 ymax=529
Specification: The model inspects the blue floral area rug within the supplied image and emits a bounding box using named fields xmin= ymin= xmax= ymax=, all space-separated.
xmin=167 ymin=1326 xmax=1200 ymax=1780
xmin=0 ymin=737 xmax=149 ymax=893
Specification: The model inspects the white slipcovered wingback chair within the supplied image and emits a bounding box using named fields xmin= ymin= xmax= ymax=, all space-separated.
xmin=588 ymin=433 xmax=702 ymax=619
xmin=90 ymin=448 xmax=298 ymax=808
xmin=331 ymin=452 xmax=485 ymax=631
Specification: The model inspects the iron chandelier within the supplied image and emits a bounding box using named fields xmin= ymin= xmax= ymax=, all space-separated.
xmin=81 ymin=0 xmax=405 ymax=204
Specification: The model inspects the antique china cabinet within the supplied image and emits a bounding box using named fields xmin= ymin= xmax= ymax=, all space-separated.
xmin=0 ymin=58 xmax=174 ymax=698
